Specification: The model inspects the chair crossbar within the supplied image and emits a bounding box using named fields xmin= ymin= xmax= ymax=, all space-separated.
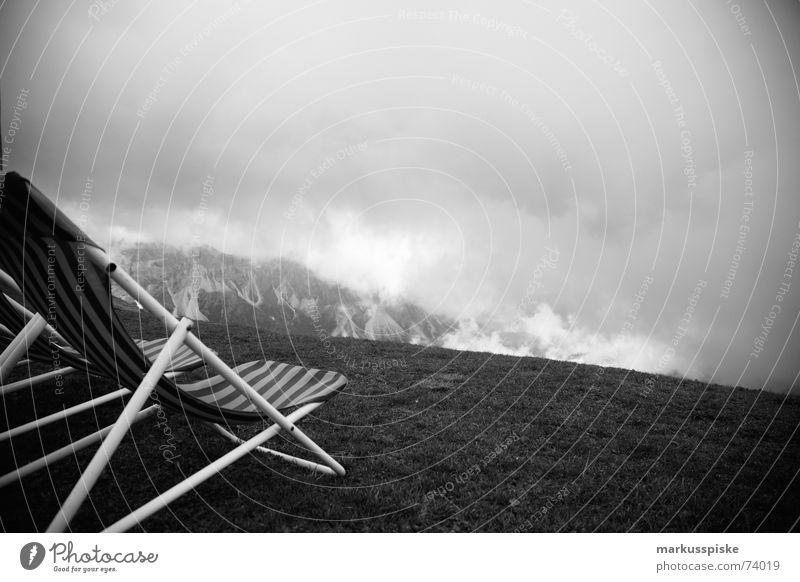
xmin=209 ymin=417 xmax=336 ymax=475
xmin=47 ymin=318 xmax=193 ymax=532
xmin=0 ymin=404 xmax=159 ymax=488
xmin=103 ymin=401 xmax=322 ymax=533
xmin=0 ymin=366 xmax=77 ymax=397
xmin=0 ymin=387 xmax=129 ymax=443
xmin=0 ymin=313 xmax=47 ymax=383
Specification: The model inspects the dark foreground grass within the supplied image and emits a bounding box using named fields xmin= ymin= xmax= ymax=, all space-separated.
xmin=1 ymin=312 xmax=798 ymax=532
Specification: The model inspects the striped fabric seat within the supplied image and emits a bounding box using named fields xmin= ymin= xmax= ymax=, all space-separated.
xmin=135 ymin=337 xmax=208 ymax=374
xmin=0 ymin=327 xmax=81 ymax=366
xmin=1 ymin=325 xmax=343 ymax=410
xmin=0 ymin=325 xmax=56 ymax=363
xmin=0 ymin=172 xmax=345 ymax=423
xmin=0 ymin=289 xmax=205 ymax=375
xmin=0 ymin=293 xmax=88 ymax=370
xmin=2 ymin=326 xmax=343 ymax=411
xmin=180 ymin=360 xmax=346 ymax=413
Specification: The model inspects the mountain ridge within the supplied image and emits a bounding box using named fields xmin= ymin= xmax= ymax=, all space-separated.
xmin=111 ymin=242 xmax=454 ymax=346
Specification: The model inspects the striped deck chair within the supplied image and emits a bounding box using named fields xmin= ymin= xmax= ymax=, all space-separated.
xmin=0 ymin=285 xmax=209 ymax=395
xmin=0 ymin=172 xmax=347 ymax=532
xmin=0 ymin=287 xmax=213 ymax=463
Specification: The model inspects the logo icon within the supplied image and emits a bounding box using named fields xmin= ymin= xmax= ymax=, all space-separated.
xmin=20 ymin=542 xmax=46 ymax=570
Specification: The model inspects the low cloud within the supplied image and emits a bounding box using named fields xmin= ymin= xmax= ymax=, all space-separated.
xmin=3 ymin=1 xmax=799 ymax=393
xmin=441 ymin=303 xmax=672 ymax=378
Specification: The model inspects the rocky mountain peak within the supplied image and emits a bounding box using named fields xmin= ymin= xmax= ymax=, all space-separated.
xmin=111 ymin=242 xmax=453 ymax=346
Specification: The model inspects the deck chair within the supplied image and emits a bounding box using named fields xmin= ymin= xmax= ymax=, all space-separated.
xmin=0 ymin=286 xmax=213 ymax=465
xmin=0 ymin=171 xmax=347 ymax=532
xmin=0 ymin=285 xmax=209 ymax=396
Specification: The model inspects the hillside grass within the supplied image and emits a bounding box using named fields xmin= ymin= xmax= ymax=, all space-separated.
xmin=1 ymin=311 xmax=798 ymax=532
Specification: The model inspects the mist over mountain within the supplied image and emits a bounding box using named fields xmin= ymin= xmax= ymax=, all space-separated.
xmin=111 ymin=243 xmax=453 ymax=346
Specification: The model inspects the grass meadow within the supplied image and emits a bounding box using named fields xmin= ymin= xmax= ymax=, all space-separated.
xmin=2 ymin=310 xmax=798 ymax=532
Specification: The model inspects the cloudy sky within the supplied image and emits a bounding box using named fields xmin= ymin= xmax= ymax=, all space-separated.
xmin=2 ymin=0 xmax=799 ymax=393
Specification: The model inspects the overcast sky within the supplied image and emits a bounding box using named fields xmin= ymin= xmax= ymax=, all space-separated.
xmin=2 ymin=0 xmax=799 ymax=393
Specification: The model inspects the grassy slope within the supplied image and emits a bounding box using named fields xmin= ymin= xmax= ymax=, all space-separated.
xmin=1 ymin=310 xmax=798 ymax=533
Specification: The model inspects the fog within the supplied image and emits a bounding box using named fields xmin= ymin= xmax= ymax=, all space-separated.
xmin=2 ymin=0 xmax=799 ymax=392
